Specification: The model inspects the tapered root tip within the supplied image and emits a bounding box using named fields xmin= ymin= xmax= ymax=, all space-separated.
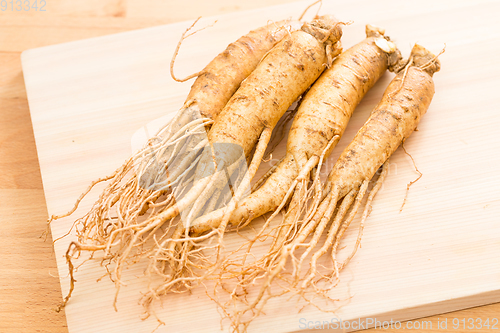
xmin=410 ymin=44 xmax=442 ymax=75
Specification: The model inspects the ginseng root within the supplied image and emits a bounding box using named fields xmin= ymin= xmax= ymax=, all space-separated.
xmin=231 ymin=43 xmax=440 ymax=332
xmin=197 ymin=25 xmax=402 ymax=286
xmin=51 ymin=18 xmax=302 ymax=310
xmin=139 ymin=15 xmax=344 ymax=313
xmin=193 ymin=26 xmax=402 ymax=325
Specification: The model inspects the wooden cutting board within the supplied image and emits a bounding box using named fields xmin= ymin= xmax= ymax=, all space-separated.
xmin=22 ymin=0 xmax=500 ymax=332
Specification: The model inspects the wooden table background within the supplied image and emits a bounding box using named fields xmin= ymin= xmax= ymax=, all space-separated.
xmin=1 ymin=1 xmax=499 ymax=332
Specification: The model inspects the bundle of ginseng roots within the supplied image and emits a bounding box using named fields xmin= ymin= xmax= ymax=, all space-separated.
xmin=214 ymin=42 xmax=441 ymax=332
xmin=48 ymin=12 xmax=441 ymax=333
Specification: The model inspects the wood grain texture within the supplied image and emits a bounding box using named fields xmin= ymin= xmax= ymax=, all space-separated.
xmin=1 ymin=0 xmax=500 ymax=332
xmin=0 ymin=190 xmax=67 ymax=333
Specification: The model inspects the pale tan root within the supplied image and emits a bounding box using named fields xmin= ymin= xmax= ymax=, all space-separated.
xmin=241 ymin=164 xmax=385 ymax=319
xmin=292 ymin=46 xmax=440 ymax=304
xmin=399 ymin=142 xmax=422 ymax=212
xmin=300 ymin=180 xmax=369 ymax=290
xmin=169 ymin=17 xmax=217 ymax=82
xmin=46 ymin=162 xmax=128 ymax=241
xmin=250 ymin=155 xmax=319 ymax=246
xmin=162 ymin=18 xmax=344 ymax=294
xmin=215 ymin=153 xmax=333 ymax=301
xmin=152 ymin=150 xmax=247 ymax=280
xmin=142 ymin=24 xmax=336 ymax=296
xmin=54 ymin=18 xmax=307 ymax=311
xmin=222 ymin=155 xmax=320 ymax=285
xmin=156 ymin=20 xmax=344 ymax=302
xmin=269 ymin=135 xmax=340 ymax=257
xmin=153 ymin=166 xmax=237 ymax=280
xmin=50 ymin=115 xmax=212 ymax=258
xmin=107 ymin=173 xmax=218 ymax=306
xmin=65 ymin=15 xmax=348 ymax=326
xmin=228 ymin=45 xmax=438 ymax=333
xmin=336 ymin=162 xmax=389 ymax=271
xmin=216 ymin=134 xmax=338 ymax=296
xmin=57 ymin=18 xmax=301 ymax=239
xmin=56 ymin=241 xmax=116 ymax=312
xmin=215 ymin=127 xmax=274 ymax=257
xmin=291 ymin=187 xmax=356 ymax=283
xmin=99 ymin=162 xmax=194 ymax=265
xmin=140 ymin=127 xmax=273 ymax=311
xmin=229 ymin=187 xmax=340 ymax=330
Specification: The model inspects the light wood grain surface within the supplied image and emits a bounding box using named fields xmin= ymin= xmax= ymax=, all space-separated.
xmin=2 ymin=1 xmax=500 ymax=332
